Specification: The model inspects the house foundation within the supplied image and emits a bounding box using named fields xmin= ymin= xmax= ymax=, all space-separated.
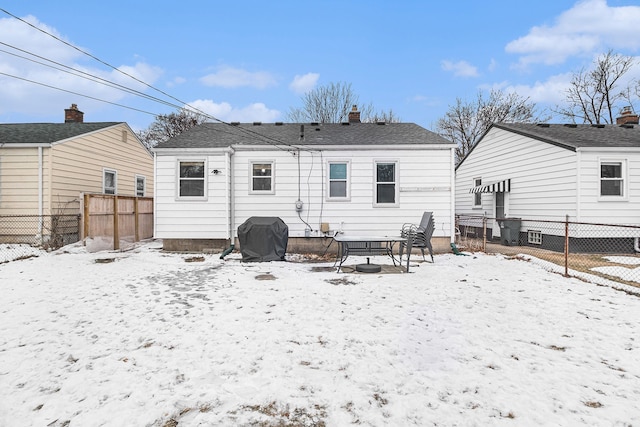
xmin=161 ymin=236 xmax=452 ymax=257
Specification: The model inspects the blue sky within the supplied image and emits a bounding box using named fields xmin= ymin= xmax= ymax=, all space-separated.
xmin=1 ymin=0 xmax=640 ymax=132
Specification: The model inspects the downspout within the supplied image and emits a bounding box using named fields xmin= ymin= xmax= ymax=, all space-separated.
xmin=449 ymin=145 xmax=456 ymax=243
xmin=38 ymin=146 xmax=43 ymax=240
xmin=220 ymin=148 xmax=235 ymax=259
xmin=152 ymin=150 xmax=157 ymax=239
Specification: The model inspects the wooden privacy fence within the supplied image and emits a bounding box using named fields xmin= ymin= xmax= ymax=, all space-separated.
xmin=83 ymin=193 xmax=153 ymax=250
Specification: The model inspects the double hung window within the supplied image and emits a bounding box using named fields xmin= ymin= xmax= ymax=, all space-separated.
xmin=473 ymin=177 xmax=482 ymax=207
xmin=375 ymin=161 xmax=397 ymax=205
xmin=328 ymin=161 xmax=349 ymax=199
xmin=136 ymin=175 xmax=146 ymax=197
xmin=179 ymin=160 xmax=205 ymax=198
xmin=600 ymin=161 xmax=624 ymax=197
xmin=251 ymin=162 xmax=274 ymax=193
xmin=103 ymin=169 xmax=117 ymax=195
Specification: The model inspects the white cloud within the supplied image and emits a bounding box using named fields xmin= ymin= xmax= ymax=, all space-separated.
xmin=288 ymin=73 xmax=319 ymax=94
xmin=188 ymin=99 xmax=281 ymax=123
xmin=506 ymin=0 xmax=640 ymax=67
xmin=0 ymin=15 xmax=163 ymax=118
xmin=166 ymin=76 xmax=187 ymax=88
xmin=441 ymin=60 xmax=479 ymax=78
xmin=199 ymin=66 xmax=277 ymax=89
xmin=501 ymin=73 xmax=574 ymax=105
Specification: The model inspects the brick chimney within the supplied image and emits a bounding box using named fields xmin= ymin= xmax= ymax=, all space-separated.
xmin=348 ymin=105 xmax=361 ymax=123
xmin=616 ymin=106 xmax=639 ymax=125
xmin=64 ymin=104 xmax=84 ymax=123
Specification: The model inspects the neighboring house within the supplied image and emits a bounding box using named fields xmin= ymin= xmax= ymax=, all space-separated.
xmin=455 ymin=110 xmax=640 ymax=252
xmin=152 ymin=109 xmax=457 ymax=253
xmin=0 ymin=104 xmax=154 ymax=244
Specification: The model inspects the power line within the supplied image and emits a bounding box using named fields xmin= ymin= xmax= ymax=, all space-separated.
xmin=0 ymin=71 xmax=159 ymax=116
xmin=0 ymin=8 xmax=312 ymax=151
xmin=0 ymin=43 xmax=180 ymax=110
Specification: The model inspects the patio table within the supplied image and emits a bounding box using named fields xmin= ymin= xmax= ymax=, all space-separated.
xmin=333 ymin=235 xmax=412 ymax=273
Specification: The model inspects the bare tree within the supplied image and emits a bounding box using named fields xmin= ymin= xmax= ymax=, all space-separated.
xmin=287 ymin=81 xmax=398 ymax=123
xmin=137 ymin=108 xmax=208 ymax=149
xmin=555 ymin=50 xmax=637 ymax=124
xmin=436 ymin=89 xmax=544 ymax=164
xmin=364 ymin=108 xmax=402 ymax=123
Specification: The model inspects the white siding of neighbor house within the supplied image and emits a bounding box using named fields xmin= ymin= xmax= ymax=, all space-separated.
xmin=576 ymin=149 xmax=640 ymax=225
xmin=154 ymin=145 xmax=455 ymax=240
xmin=455 ymin=127 xmax=578 ymax=224
xmin=50 ymin=124 xmax=154 ymax=215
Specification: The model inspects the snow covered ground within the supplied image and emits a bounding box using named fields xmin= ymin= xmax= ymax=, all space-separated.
xmin=1 ymin=240 xmax=639 ymax=426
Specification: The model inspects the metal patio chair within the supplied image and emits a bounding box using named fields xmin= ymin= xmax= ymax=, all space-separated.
xmin=400 ymin=211 xmax=435 ymax=263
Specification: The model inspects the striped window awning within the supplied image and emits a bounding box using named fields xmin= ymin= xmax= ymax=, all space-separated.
xmin=469 ymin=179 xmax=511 ymax=194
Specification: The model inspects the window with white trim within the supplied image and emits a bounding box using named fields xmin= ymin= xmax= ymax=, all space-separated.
xmin=600 ymin=161 xmax=624 ymax=197
xmin=473 ymin=177 xmax=482 ymax=207
xmin=178 ymin=160 xmax=205 ymax=198
xmin=328 ymin=161 xmax=349 ymax=199
xmin=251 ymin=161 xmax=274 ymax=193
xmin=103 ymin=169 xmax=117 ymax=195
xmin=375 ymin=161 xmax=397 ymax=205
xmin=135 ymin=175 xmax=146 ymax=197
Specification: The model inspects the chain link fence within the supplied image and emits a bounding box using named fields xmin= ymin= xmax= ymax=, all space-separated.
xmin=456 ymin=214 xmax=640 ymax=289
xmin=0 ymin=214 xmax=80 ymax=263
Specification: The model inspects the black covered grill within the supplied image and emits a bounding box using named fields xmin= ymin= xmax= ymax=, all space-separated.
xmin=237 ymin=217 xmax=288 ymax=262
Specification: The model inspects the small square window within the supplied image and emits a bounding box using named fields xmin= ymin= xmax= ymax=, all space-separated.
xmin=527 ymin=230 xmax=542 ymax=245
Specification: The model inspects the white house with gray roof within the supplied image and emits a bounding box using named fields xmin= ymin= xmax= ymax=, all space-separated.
xmin=152 ymin=114 xmax=457 ymax=254
xmin=455 ymin=117 xmax=640 ymax=252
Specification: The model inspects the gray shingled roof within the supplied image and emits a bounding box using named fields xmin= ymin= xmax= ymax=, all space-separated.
xmin=153 ymin=122 xmax=453 ymax=149
xmin=0 ymin=122 xmax=122 ymax=144
xmin=494 ymin=123 xmax=640 ymax=151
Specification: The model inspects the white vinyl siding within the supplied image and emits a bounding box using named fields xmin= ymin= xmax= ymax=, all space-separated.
xmin=455 ymin=127 xmax=578 ymax=222
xmin=154 ymin=147 xmax=453 ymax=239
xmin=577 ymin=152 xmax=636 ymax=223
xmin=456 ymin=126 xmax=640 ymax=227
xmin=153 ymin=142 xmax=455 ymax=241
xmin=154 ymin=153 xmax=227 ymax=239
